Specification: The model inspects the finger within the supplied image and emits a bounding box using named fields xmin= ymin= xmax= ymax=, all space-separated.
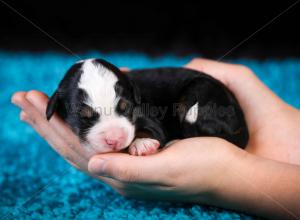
xmin=185 ymin=58 xmax=242 ymax=86
xmin=185 ymin=58 xmax=287 ymax=129
xmin=11 ymin=91 xmax=27 ymax=106
xmin=12 ymin=91 xmax=88 ymax=170
xmin=20 ymin=110 xmax=30 ymax=123
xmin=88 ymin=152 xmax=171 ymax=185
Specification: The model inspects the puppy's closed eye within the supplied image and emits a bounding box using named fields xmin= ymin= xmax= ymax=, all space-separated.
xmin=117 ymin=98 xmax=133 ymax=114
xmin=119 ymin=99 xmax=129 ymax=111
xmin=80 ymin=105 xmax=98 ymax=119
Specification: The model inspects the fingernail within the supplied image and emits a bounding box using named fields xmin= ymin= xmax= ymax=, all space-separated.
xmin=89 ymin=158 xmax=106 ymax=175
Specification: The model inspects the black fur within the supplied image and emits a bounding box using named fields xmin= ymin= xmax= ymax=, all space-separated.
xmin=127 ymin=68 xmax=249 ymax=148
xmin=46 ymin=59 xmax=249 ymax=148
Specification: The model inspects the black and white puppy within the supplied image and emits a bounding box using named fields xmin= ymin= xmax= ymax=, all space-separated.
xmin=46 ymin=58 xmax=249 ymax=156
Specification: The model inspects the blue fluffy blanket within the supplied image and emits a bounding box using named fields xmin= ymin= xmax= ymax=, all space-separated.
xmin=1 ymin=51 xmax=300 ymax=219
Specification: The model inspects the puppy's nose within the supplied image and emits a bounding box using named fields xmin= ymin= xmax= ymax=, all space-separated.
xmin=104 ymin=127 xmax=126 ymax=149
xmin=105 ymin=139 xmax=118 ymax=146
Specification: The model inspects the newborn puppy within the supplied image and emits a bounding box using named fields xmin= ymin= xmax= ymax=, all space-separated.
xmin=46 ymin=58 xmax=249 ymax=155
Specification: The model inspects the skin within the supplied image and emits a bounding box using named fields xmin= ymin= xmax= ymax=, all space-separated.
xmin=11 ymin=59 xmax=300 ymax=219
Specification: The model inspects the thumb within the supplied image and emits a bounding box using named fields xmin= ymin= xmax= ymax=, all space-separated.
xmin=88 ymin=153 xmax=168 ymax=184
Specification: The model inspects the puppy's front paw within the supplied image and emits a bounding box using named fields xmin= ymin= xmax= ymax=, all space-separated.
xmin=129 ymin=138 xmax=160 ymax=156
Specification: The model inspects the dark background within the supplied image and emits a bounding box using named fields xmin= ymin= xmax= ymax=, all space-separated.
xmin=0 ymin=0 xmax=299 ymax=59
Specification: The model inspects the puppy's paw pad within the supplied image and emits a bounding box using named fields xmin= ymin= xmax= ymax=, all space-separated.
xmin=129 ymin=138 xmax=160 ymax=156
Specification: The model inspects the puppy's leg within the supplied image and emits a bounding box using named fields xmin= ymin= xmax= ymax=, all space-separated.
xmin=128 ymin=138 xmax=160 ymax=156
xmin=129 ymin=115 xmax=167 ymax=156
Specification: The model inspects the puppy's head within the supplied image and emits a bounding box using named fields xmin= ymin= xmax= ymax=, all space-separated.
xmin=46 ymin=58 xmax=140 ymax=153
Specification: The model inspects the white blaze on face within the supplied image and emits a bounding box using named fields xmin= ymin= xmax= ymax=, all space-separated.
xmin=185 ymin=102 xmax=199 ymax=124
xmin=78 ymin=59 xmax=135 ymax=153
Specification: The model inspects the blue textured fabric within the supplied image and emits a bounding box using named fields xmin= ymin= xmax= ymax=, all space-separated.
xmin=1 ymin=51 xmax=300 ymax=219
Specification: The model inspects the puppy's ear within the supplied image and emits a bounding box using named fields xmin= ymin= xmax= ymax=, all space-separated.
xmin=46 ymin=91 xmax=59 ymax=120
